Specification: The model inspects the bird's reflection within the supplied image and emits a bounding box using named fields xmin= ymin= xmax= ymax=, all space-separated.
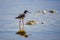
xmin=16 ymin=29 xmax=28 ymax=38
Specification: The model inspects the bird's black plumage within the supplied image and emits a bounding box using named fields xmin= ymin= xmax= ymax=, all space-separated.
xmin=15 ymin=14 xmax=25 ymax=19
xmin=15 ymin=10 xmax=29 ymax=19
xmin=24 ymin=10 xmax=29 ymax=14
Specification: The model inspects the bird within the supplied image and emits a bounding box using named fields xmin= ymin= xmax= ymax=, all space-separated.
xmin=42 ymin=10 xmax=47 ymax=14
xmin=49 ymin=10 xmax=56 ymax=13
xmin=15 ymin=10 xmax=30 ymax=29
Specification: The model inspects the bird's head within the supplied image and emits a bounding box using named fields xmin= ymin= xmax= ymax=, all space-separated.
xmin=24 ymin=10 xmax=31 ymax=14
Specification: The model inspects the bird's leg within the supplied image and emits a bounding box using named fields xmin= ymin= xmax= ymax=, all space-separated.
xmin=21 ymin=19 xmax=24 ymax=30
xmin=19 ymin=20 xmax=21 ymax=30
xmin=22 ymin=19 xmax=24 ymax=26
xmin=19 ymin=19 xmax=23 ymax=30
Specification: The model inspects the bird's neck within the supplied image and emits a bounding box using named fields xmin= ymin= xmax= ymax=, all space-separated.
xmin=24 ymin=13 xmax=27 ymax=14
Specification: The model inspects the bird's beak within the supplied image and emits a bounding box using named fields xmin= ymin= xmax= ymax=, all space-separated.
xmin=28 ymin=11 xmax=31 ymax=13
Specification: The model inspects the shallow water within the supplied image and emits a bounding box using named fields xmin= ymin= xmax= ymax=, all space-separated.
xmin=0 ymin=31 xmax=60 ymax=40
